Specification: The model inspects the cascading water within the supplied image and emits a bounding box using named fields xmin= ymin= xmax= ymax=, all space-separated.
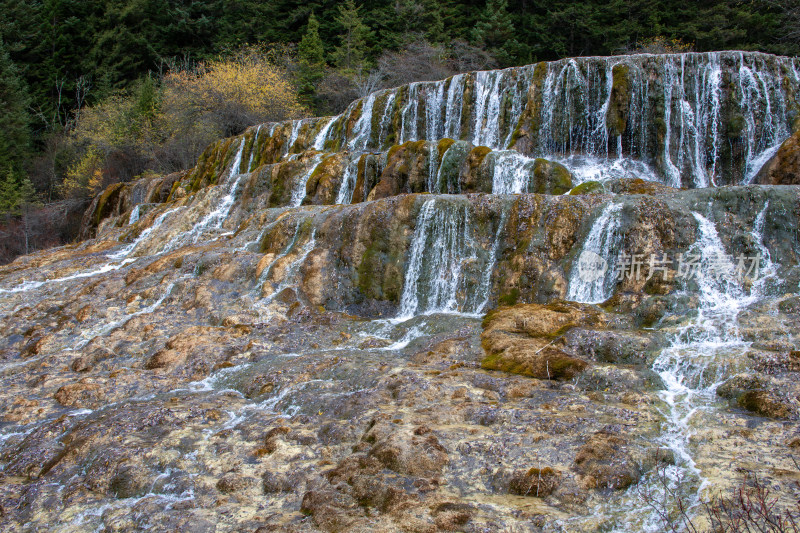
xmin=399 ymin=84 xmax=421 ymax=145
xmin=0 ymin=204 xmax=186 ymax=295
xmin=347 ymin=93 xmax=377 ymax=151
xmin=567 ymin=203 xmax=625 ymax=304
xmin=471 ymin=204 xmax=510 ymax=314
xmin=241 ymin=52 xmax=798 ymax=191
xmin=626 ymin=212 xmax=759 ymax=531
xmin=444 ymin=74 xmax=465 ymax=139
xmin=335 ymin=159 xmax=358 ymax=205
xmin=426 ymin=144 xmax=439 ymax=193
xmin=313 ymin=117 xmax=335 ymax=151
xmin=74 ymin=278 xmax=182 ymax=350
xmin=253 ymin=221 xmax=305 ymax=294
xmin=260 ymin=228 xmax=317 ymax=304
xmin=425 ymin=83 xmax=446 ymax=141
xmin=397 ymin=199 xmax=479 ymax=319
xmin=182 ymin=138 xmax=247 ymax=246
xmin=285 ymin=119 xmax=304 ymax=155
xmin=128 ymin=205 xmax=141 ymax=225
xmin=290 ymin=155 xmax=324 ymax=207
xmin=107 ymin=206 xmax=184 ymax=261
xmin=491 ymin=151 xmax=535 ymax=194
xmin=376 ymin=93 xmax=396 ymax=148
xmin=471 ymin=70 xmax=504 ymax=148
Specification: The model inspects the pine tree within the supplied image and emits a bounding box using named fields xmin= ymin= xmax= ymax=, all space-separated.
xmin=392 ymin=0 xmax=447 ymax=44
xmin=332 ymin=0 xmax=372 ymax=75
xmin=0 ymin=39 xmax=31 ymax=175
xmin=424 ymin=1 xmax=446 ymax=44
xmin=18 ymin=175 xmax=37 ymax=207
xmin=17 ymin=175 xmax=38 ymax=254
xmin=472 ymin=0 xmax=523 ymax=66
xmin=299 ymin=13 xmax=326 ymax=68
xmin=298 ymin=13 xmax=326 ymax=96
xmin=0 ymin=169 xmax=21 ymax=216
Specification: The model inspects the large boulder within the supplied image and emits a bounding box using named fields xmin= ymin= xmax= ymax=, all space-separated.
xmin=756 ymin=130 xmax=800 ymax=185
xmin=532 ymin=158 xmax=572 ymax=194
xmin=480 ymin=301 xmax=605 ymax=379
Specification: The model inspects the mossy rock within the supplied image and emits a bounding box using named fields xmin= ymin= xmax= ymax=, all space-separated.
xmin=569 ymin=180 xmax=605 ymax=195
xmin=498 ymin=288 xmax=520 ymax=306
xmin=460 ymin=145 xmax=493 ymax=192
xmin=437 ymin=138 xmax=456 ymax=159
xmin=352 ymin=153 xmax=383 ymax=203
xmin=726 ymin=113 xmax=746 ymax=138
xmin=368 ymin=141 xmax=431 ymax=200
xmin=481 ymin=347 xmax=587 ymax=380
xmin=606 ymin=64 xmax=631 ymax=137
xmin=532 ymin=159 xmax=572 ymax=195
xmin=354 ymin=200 xmax=412 ymax=303
xmin=737 ymin=389 xmax=793 ymax=419
xmin=305 ymin=153 xmax=347 ymax=205
xmin=480 ymin=301 xmax=605 ymax=380
xmin=573 ymin=431 xmax=640 ymax=490
xmin=756 ymin=130 xmax=800 ymax=185
xmin=93 ymin=182 xmax=127 ymax=227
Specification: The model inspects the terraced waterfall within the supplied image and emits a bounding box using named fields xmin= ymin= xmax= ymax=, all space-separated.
xmin=1 ymin=52 xmax=799 ymax=532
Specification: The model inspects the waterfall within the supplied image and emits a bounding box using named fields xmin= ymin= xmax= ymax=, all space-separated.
xmin=335 ymin=159 xmax=358 ymax=205
xmin=427 ymin=143 xmax=439 ymax=193
xmin=473 ymin=205 xmax=510 ymax=313
xmin=399 ymin=83 xmax=420 ymax=144
xmin=376 ymin=93 xmax=396 ymax=148
xmin=444 ymin=74 xmax=465 ymax=139
xmin=290 ymin=154 xmax=324 ymax=208
xmin=285 ymin=120 xmax=304 ymax=154
xmin=425 ymin=83 xmax=446 ymax=141
xmin=662 ymin=60 xmax=682 ymax=187
xmin=491 ymin=151 xmax=534 ymax=194
xmin=247 ymin=125 xmax=262 ymax=171
xmin=750 ymin=200 xmax=778 ymax=294
xmin=567 ymin=203 xmax=624 ymax=304
xmin=189 ymin=138 xmax=247 ymax=242
xmin=347 ymin=93 xmax=377 ymax=151
xmin=260 ymin=228 xmax=317 ymax=303
xmin=471 ymin=71 xmax=503 ymax=148
xmin=397 ymin=199 xmax=478 ymax=319
xmin=313 ymin=118 xmax=335 ymax=151
xmin=638 ymin=213 xmax=751 ymax=527
xmin=232 ymin=52 xmax=798 ymax=190
xmin=108 ymin=206 xmax=183 ymax=261
xmin=128 ymin=205 xmax=141 ymax=225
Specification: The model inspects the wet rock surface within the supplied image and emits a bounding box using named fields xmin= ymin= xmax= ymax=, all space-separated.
xmin=1 ymin=192 xmax=798 ymax=531
xmin=2 ymin=51 xmax=800 ymax=531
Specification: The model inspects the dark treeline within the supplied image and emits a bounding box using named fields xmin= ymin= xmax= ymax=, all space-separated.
xmin=2 ymin=0 xmax=794 ymax=125
xmin=0 ymin=0 xmax=797 ymax=262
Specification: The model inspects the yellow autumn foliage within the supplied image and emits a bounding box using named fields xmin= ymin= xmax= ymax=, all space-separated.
xmin=61 ymin=148 xmax=104 ymax=198
xmin=163 ymin=49 xmax=307 ymax=128
xmin=66 ymin=46 xmax=307 ymax=198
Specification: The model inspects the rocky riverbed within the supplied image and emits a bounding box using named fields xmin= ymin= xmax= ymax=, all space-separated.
xmin=2 ymin=50 xmax=800 ymax=531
